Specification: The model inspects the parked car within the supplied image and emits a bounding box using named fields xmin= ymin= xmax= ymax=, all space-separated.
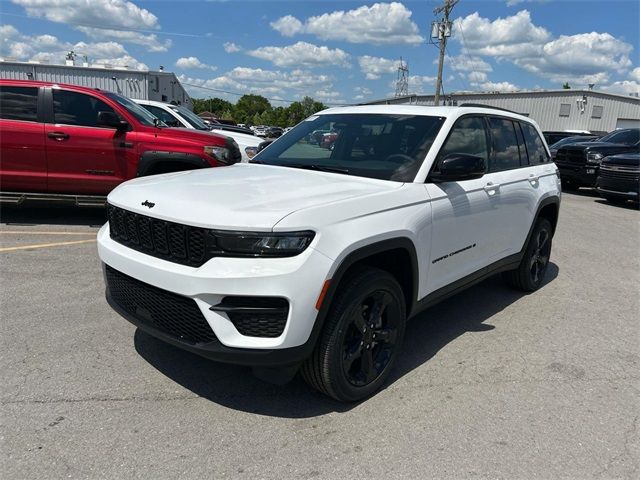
xmin=99 ymin=104 xmax=560 ymax=401
xmin=555 ymin=128 xmax=640 ymax=189
xmin=548 ymin=135 xmax=599 ymax=161
xmin=251 ymin=125 xmax=269 ymax=137
xmin=309 ymin=128 xmax=332 ymax=145
xmin=283 ymin=127 xmax=294 ymax=134
xmin=0 ymin=80 xmax=240 ymax=204
xmin=320 ymin=131 xmax=338 ymax=149
xmin=596 ymin=153 xmax=640 ymax=205
xmin=543 ymin=130 xmax=594 ymax=146
xmin=266 ymin=126 xmax=284 ymax=138
xmin=134 ymin=99 xmax=261 ymax=162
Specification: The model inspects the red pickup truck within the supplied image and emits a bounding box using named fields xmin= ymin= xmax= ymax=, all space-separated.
xmin=0 ymin=79 xmax=240 ymax=205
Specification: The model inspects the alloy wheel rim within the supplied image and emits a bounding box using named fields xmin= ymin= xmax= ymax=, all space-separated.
xmin=529 ymin=228 xmax=551 ymax=284
xmin=341 ymin=290 xmax=400 ymax=387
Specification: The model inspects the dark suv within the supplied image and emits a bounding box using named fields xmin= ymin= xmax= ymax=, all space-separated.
xmin=596 ymin=153 xmax=640 ymax=205
xmin=0 ymin=80 xmax=240 ymax=205
xmin=555 ymin=128 xmax=640 ymax=189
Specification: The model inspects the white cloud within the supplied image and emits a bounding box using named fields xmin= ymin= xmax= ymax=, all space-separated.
xmin=506 ymin=0 xmax=550 ymax=6
xmin=271 ymin=2 xmax=424 ymax=45
xmin=358 ymin=55 xmax=398 ymax=80
xmin=630 ymin=67 xmax=640 ymax=82
xmin=247 ymin=41 xmax=350 ymax=68
xmin=445 ymin=55 xmax=492 ymax=73
xmin=467 ymin=71 xmax=488 ymax=83
xmin=223 ymin=42 xmax=241 ymax=53
xmin=12 ymin=0 xmax=170 ymax=52
xmin=476 ymin=81 xmax=520 ymax=92
xmin=0 ymin=24 xmax=147 ymax=70
xmin=408 ymin=75 xmax=436 ymax=93
xmin=179 ymin=67 xmax=337 ymax=103
xmin=175 ymin=56 xmax=216 ymax=71
xmin=455 ymin=10 xmax=550 ymax=58
xmin=601 ymin=80 xmax=640 ymax=96
xmin=455 ymin=10 xmax=634 ymax=89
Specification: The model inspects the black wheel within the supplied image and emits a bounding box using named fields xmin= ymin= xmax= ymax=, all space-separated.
xmin=301 ymin=267 xmax=406 ymax=402
xmin=503 ymin=218 xmax=553 ymax=292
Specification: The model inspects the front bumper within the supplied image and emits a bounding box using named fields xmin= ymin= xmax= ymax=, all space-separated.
xmin=98 ymin=224 xmax=334 ymax=366
xmin=596 ymin=175 xmax=640 ymax=199
xmin=556 ymin=163 xmax=599 ymax=187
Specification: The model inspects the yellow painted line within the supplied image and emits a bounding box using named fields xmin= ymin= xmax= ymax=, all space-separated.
xmin=0 ymin=239 xmax=96 ymax=252
xmin=0 ymin=231 xmax=96 ymax=235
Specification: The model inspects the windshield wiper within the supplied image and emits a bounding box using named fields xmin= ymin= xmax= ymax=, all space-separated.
xmin=285 ymin=163 xmax=350 ymax=175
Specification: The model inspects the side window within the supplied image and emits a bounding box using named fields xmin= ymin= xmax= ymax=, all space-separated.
xmin=437 ymin=116 xmax=489 ymax=162
xmin=487 ymin=117 xmax=521 ymax=172
xmin=514 ymin=122 xmax=528 ymax=166
xmin=0 ymin=86 xmax=38 ymax=122
xmin=52 ymin=90 xmax=118 ymax=127
xmin=143 ymin=105 xmax=182 ymax=127
xmin=521 ymin=122 xmax=550 ymax=164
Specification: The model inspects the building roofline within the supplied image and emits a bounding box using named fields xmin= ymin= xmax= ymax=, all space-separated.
xmin=364 ymin=88 xmax=640 ymax=105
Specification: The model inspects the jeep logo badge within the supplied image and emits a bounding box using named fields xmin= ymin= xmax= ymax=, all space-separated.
xmin=141 ymin=200 xmax=155 ymax=208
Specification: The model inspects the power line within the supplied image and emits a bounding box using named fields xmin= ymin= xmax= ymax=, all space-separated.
xmin=181 ymin=82 xmax=349 ymax=107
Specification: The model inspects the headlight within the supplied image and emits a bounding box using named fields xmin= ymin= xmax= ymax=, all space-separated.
xmin=586 ymin=152 xmax=603 ymax=164
xmin=211 ymin=230 xmax=315 ymax=257
xmin=245 ymin=146 xmax=258 ymax=159
xmin=204 ymin=145 xmax=230 ymax=163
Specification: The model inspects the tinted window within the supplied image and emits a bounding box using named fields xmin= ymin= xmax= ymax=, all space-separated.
xmin=0 ymin=86 xmax=38 ymax=122
xmin=143 ymin=105 xmax=182 ymax=127
xmin=171 ymin=105 xmax=211 ymax=131
xmin=599 ymin=129 xmax=639 ymax=145
xmin=104 ymin=92 xmax=162 ymax=127
xmin=254 ymin=114 xmax=445 ymax=182
xmin=438 ymin=116 xmax=489 ymax=162
xmin=53 ymin=90 xmax=118 ymax=127
xmin=488 ymin=118 xmax=521 ymax=171
xmin=521 ymin=122 xmax=550 ymax=164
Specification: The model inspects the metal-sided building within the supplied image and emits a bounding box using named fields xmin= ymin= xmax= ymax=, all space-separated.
xmin=364 ymin=90 xmax=640 ymax=133
xmin=0 ymin=59 xmax=192 ymax=109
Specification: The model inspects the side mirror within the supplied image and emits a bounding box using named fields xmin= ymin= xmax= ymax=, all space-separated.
xmin=97 ymin=111 xmax=129 ymax=130
xmin=429 ymin=153 xmax=486 ymax=182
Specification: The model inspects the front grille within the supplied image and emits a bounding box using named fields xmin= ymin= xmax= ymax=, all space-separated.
xmin=105 ymin=265 xmax=217 ymax=345
xmin=108 ymin=205 xmax=211 ymax=267
xmin=555 ymin=149 xmax=586 ymax=165
xmin=213 ymin=297 xmax=289 ymax=338
xmin=599 ymin=165 xmax=640 ymax=181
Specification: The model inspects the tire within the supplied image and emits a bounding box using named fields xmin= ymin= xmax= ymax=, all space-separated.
xmin=503 ymin=218 xmax=553 ymax=292
xmin=301 ymin=267 xmax=406 ymax=402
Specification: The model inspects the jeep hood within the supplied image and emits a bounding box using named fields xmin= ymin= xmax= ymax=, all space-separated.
xmin=107 ymin=163 xmax=402 ymax=230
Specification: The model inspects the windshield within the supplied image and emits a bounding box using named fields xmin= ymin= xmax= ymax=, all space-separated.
xmin=171 ymin=105 xmax=210 ymax=131
xmin=550 ymin=136 xmax=595 ymax=149
xmin=253 ymin=113 xmax=445 ymax=182
xmin=598 ymin=129 xmax=640 ymax=145
xmin=105 ymin=92 xmax=165 ymax=127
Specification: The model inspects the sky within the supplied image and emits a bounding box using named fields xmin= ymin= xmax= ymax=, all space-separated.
xmin=1 ymin=0 xmax=639 ymax=105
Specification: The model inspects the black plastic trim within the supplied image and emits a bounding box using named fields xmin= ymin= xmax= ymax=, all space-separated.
xmin=137 ymin=151 xmax=210 ymax=176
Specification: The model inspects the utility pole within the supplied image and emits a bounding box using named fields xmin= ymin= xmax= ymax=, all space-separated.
xmin=431 ymin=0 xmax=458 ymax=106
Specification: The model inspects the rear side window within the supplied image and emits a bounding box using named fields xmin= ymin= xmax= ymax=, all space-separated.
xmin=438 ymin=116 xmax=489 ymax=162
xmin=53 ymin=90 xmax=118 ymax=127
xmin=521 ymin=122 xmax=550 ymax=164
xmin=0 ymin=86 xmax=38 ymax=122
xmin=488 ymin=117 xmax=520 ymax=172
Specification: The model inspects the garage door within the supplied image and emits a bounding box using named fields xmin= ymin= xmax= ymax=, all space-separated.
xmin=616 ymin=118 xmax=640 ymax=129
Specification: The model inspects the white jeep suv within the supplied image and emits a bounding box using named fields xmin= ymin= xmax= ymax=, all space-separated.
xmin=98 ymin=105 xmax=560 ymax=401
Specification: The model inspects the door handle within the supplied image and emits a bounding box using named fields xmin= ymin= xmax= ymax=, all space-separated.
xmin=484 ymin=182 xmax=500 ymax=194
xmin=529 ymin=174 xmax=540 ymax=182
xmin=47 ymin=132 xmax=69 ymax=141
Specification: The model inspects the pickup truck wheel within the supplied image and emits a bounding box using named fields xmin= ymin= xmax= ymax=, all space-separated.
xmin=301 ymin=267 xmax=406 ymax=402
xmin=503 ymin=218 xmax=552 ymax=292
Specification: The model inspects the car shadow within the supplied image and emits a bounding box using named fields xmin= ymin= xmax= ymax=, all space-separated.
xmin=563 ymin=188 xmax=600 ymax=198
xmin=0 ymin=205 xmax=107 ymax=227
xmin=593 ymin=199 xmax=639 ymax=210
xmin=134 ymin=263 xmax=559 ymax=418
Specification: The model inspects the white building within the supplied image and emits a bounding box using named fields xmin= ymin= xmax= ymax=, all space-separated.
xmin=0 ymin=59 xmax=192 ymax=109
xmin=364 ymin=90 xmax=640 ymax=133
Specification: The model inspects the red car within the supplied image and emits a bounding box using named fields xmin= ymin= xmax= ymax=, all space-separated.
xmin=320 ymin=131 xmax=338 ymax=149
xmin=0 ymin=80 xmax=240 ymax=204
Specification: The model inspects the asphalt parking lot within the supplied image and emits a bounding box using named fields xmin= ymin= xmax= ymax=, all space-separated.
xmin=1 ymin=192 xmax=638 ymax=479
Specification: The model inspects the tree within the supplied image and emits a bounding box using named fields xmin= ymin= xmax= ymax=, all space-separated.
xmin=236 ymin=94 xmax=272 ymax=120
xmin=191 ymin=97 xmax=235 ymax=116
xmin=562 ymin=82 xmax=571 ymax=89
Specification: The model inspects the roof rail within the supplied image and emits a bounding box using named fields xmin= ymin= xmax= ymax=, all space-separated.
xmin=459 ymin=103 xmax=519 ymax=114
